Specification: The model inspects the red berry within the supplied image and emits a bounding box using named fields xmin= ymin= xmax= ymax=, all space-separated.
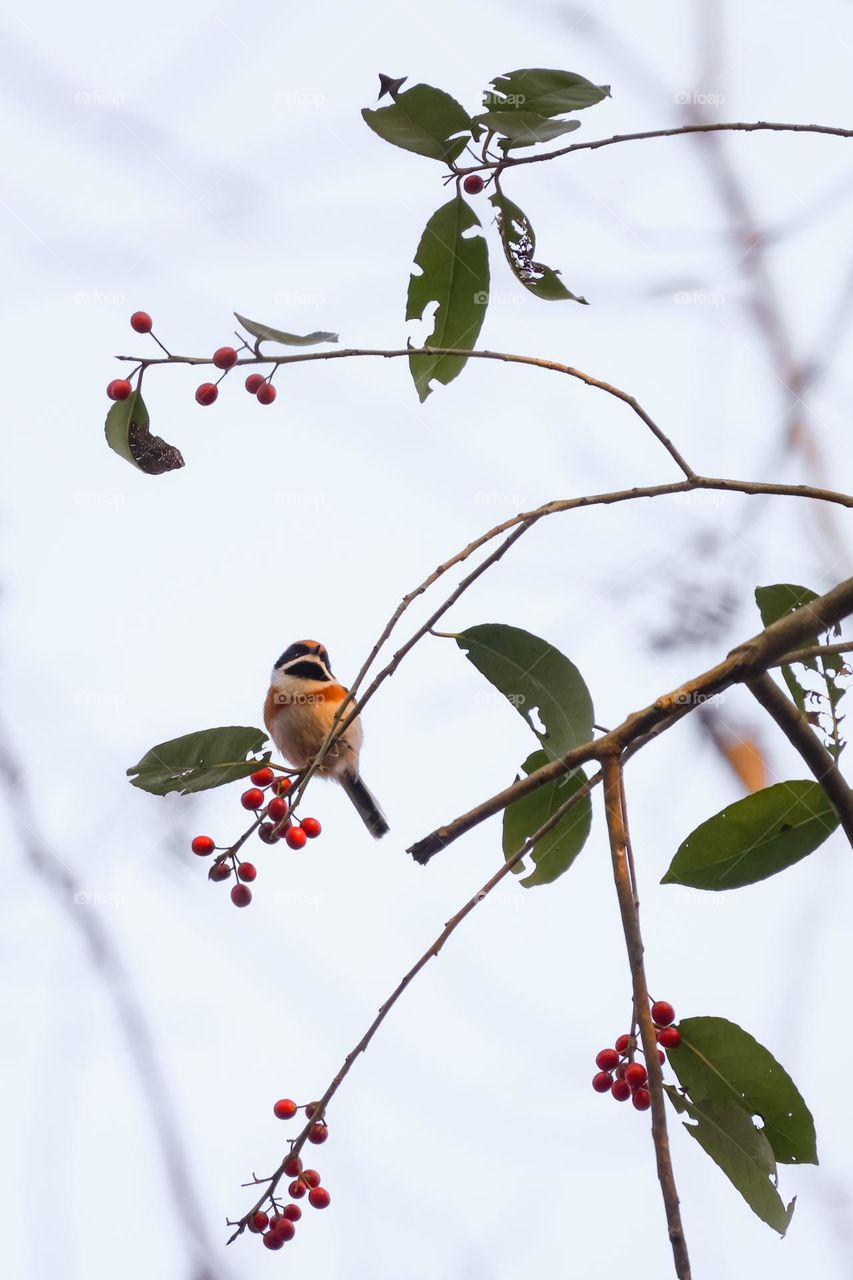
xmin=304 ymin=1102 xmax=320 ymax=1119
xmin=283 ymin=1155 xmax=303 ymax=1178
xmin=273 ymin=1098 xmax=298 ymax=1120
xmin=270 ymin=1215 xmax=295 ymax=1240
xmin=249 ymin=1211 xmax=269 ymax=1233
xmin=230 ymin=883 xmax=252 ymax=907
xmin=286 ymin=825 xmax=307 ymax=851
xmin=595 ymin=1048 xmax=620 ymax=1072
xmin=273 ymin=777 xmax=293 ymax=795
xmin=633 ymin=1088 xmax=652 ymax=1111
xmin=107 ymin=378 xmax=132 ymax=401
xmin=301 ymin=816 xmax=322 ymax=839
xmin=463 ymin=174 xmax=485 ymax=195
xmin=625 ymin=1063 xmax=648 ymax=1088
xmin=308 ymin=1121 xmax=328 ymax=1144
xmin=614 ymin=1034 xmax=632 ymax=1053
xmin=651 ymin=1001 xmax=676 ymax=1027
xmin=256 ymin=381 xmax=277 ymax=404
xmin=302 ymin=1169 xmax=321 ymax=1189
xmin=245 ymin=372 xmax=265 ymax=394
xmin=611 ymin=1078 xmax=632 ymax=1102
xmin=592 ymin=1071 xmax=613 ymax=1093
xmin=191 ymin=835 xmax=215 ymax=856
xmin=241 ymin=788 xmax=265 ymax=811
xmin=213 ymin=346 xmax=238 ymax=370
xmin=308 ymin=1186 xmax=330 ymax=1210
xmin=283 ymin=1203 xmax=302 ymax=1221
xmin=209 ymin=861 xmax=231 ymax=882
xmin=262 ymin=1231 xmax=283 ymax=1250
xmin=657 ymin=1050 xmax=666 ymax=1065
xmin=195 ymin=382 xmax=218 ymax=406
xmin=266 ymin=796 xmax=289 ymax=823
xmin=251 ymin=767 xmax=275 ymax=787
xmin=130 ymin=311 xmax=153 ymax=334
xmin=238 ymin=862 xmax=257 ymax=882
xmin=288 ymin=1179 xmax=307 ymax=1199
xmin=658 ymin=1026 xmax=681 ymax=1050
xmin=258 ymin=823 xmax=280 ymax=844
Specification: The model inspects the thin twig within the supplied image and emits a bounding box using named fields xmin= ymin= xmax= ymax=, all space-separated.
xmin=775 ymin=640 xmax=852 ymax=667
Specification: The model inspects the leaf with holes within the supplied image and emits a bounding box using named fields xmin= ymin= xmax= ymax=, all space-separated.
xmin=502 ymin=749 xmax=591 ymax=885
xmin=127 ymin=726 xmax=271 ymax=795
xmin=756 ymin=583 xmax=823 ymax=711
xmin=406 ymin=195 xmax=490 ymax=401
xmin=666 ymin=1017 xmax=817 ymax=1165
xmin=362 ymin=83 xmax=472 ymax=163
xmin=484 ymin=68 xmax=610 ymax=116
xmin=490 ymin=189 xmax=585 ymax=302
xmin=665 ymin=1087 xmax=796 ymax=1235
xmin=105 ymin=389 xmax=185 ymax=475
xmin=662 ymin=779 xmax=839 ymax=889
xmin=474 ymin=111 xmax=582 ymax=148
xmin=234 ymin=313 xmax=338 ymax=347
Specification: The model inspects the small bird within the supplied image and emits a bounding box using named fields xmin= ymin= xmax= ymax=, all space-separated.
xmin=264 ymin=640 xmax=389 ymax=839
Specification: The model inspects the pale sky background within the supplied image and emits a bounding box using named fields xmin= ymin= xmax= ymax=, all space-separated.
xmin=1 ymin=2 xmax=852 ymax=1278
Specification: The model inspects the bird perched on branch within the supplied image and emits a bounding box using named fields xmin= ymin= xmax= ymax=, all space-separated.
xmin=264 ymin=640 xmax=389 ymax=839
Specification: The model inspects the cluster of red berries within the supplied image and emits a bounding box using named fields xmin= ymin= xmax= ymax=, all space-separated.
xmin=106 ymin=310 xmax=279 ymax=409
xmin=591 ymin=1001 xmax=681 ymax=1110
xmin=191 ymin=768 xmax=321 ymax=908
xmin=246 ymin=1101 xmax=331 ymax=1251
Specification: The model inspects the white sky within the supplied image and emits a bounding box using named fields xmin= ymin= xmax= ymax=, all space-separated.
xmin=1 ymin=1 xmax=852 ymax=1277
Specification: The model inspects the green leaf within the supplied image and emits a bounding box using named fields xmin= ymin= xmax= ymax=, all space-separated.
xmin=489 ymin=189 xmax=586 ymax=302
xmin=665 ymin=1086 xmax=796 ymax=1235
xmin=502 ymin=749 xmax=591 ymax=885
xmin=406 ymin=196 xmax=489 ymax=401
xmin=362 ymin=84 xmax=472 ymax=163
xmin=474 ymin=111 xmax=582 ymax=148
xmin=662 ymin=780 xmax=839 ymax=889
xmin=484 ymin=68 xmax=610 ymax=116
xmin=127 ymin=726 xmax=270 ymax=795
xmin=667 ymin=1017 xmax=817 ymax=1165
xmin=453 ymin=624 xmax=594 ymax=759
xmin=105 ymin=389 xmax=185 ymax=475
xmin=755 ymin=584 xmax=822 ymax=710
xmin=234 ymin=313 xmax=338 ymax=347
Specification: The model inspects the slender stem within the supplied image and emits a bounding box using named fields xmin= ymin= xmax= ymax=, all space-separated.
xmin=602 ymin=755 xmax=691 ymax=1280
xmin=775 ymin=640 xmax=853 ymax=667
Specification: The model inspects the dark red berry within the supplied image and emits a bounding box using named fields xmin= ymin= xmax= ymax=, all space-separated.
xmin=266 ymin=796 xmax=289 ymax=823
xmin=238 ymin=862 xmax=257 ymax=882
xmin=632 ymin=1088 xmax=652 ymax=1111
xmin=273 ymin=1098 xmax=297 ymax=1120
xmin=251 ymin=767 xmax=275 ymax=787
xmin=191 ymin=835 xmax=215 ymax=856
xmin=595 ymin=1048 xmax=620 ymax=1072
xmin=241 ymin=788 xmax=265 ymax=811
xmin=213 ymin=346 xmax=238 ymax=370
xmin=624 ymin=1063 xmax=647 ymax=1089
xmin=262 ymin=1231 xmax=283 ymax=1250
xmin=304 ymin=1102 xmax=320 ymax=1119
xmin=256 ymin=382 xmax=277 ymax=404
xmin=651 ymin=1001 xmax=676 ymax=1027
xmin=230 ymin=883 xmax=252 ymax=907
xmin=195 ymin=382 xmax=218 ymax=406
xmin=245 ymin=373 xmax=265 ymax=394
xmin=302 ymin=1169 xmax=321 ymax=1189
xmin=288 ymin=1179 xmax=307 ymax=1199
xmin=611 ymin=1078 xmax=632 ymax=1102
xmin=301 ymin=817 xmax=322 ymax=839
xmin=209 ymin=861 xmax=231 ymax=882
xmin=270 ymin=1215 xmax=295 ymax=1240
xmin=286 ymin=825 xmax=307 ymax=851
xmin=463 ymin=174 xmax=485 ymax=195
xmin=658 ymin=1026 xmax=681 ymax=1049
xmin=130 ymin=311 xmax=153 ymax=333
xmin=283 ymin=1203 xmax=302 ymax=1221
xmin=657 ymin=1050 xmax=666 ymax=1064
xmin=308 ymin=1186 xmax=330 ymax=1210
xmin=258 ymin=823 xmax=280 ymax=844
xmin=283 ymin=1155 xmax=303 ymax=1178
xmin=614 ymin=1034 xmax=632 ymax=1053
xmin=592 ymin=1071 xmax=613 ymax=1093
xmin=308 ymin=1121 xmax=328 ymax=1144
xmin=273 ymin=777 xmax=293 ymax=795
xmin=249 ymin=1211 xmax=269 ymax=1233
xmin=107 ymin=378 xmax=132 ymax=401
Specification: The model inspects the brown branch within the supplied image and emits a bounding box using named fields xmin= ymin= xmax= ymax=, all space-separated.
xmin=409 ymin=574 xmax=853 ymax=862
xmin=602 ymin=756 xmax=691 ymax=1279
xmin=775 ymin=640 xmax=852 ymax=667
xmin=747 ymin=672 xmax=853 ymax=845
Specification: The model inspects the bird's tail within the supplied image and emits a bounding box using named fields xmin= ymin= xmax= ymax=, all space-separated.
xmin=341 ymin=773 xmax=389 ymax=839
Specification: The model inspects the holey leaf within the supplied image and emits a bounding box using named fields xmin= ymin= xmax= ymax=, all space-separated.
xmin=666 ymin=1017 xmax=817 ymax=1166
xmin=502 ymin=750 xmax=591 ymax=886
xmin=406 ymin=196 xmax=489 ymax=401
xmin=490 ymin=189 xmax=586 ymax=302
xmin=127 ymin=726 xmax=270 ymax=796
xmin=662 ymin=780 xmax=839 ymax=889
xmin=454 ymin=624 xmax=594 ymax=759
xmin=665 ymin=1087 xmax=796 ymax=1235
xmin=234 ymin=313 xmax=338 ymax=347
xmin=362 ymin=83 xmax=472 ymax=163
xmin=755 ymin=583 xmax=822 ymax=711
xmin=105 ymin=389 xmax=185 ymax=475
xmin=483 ymin=68 xmax=610 ymax=116
xmin=474 ymin=111 xmax=582 ymax=149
